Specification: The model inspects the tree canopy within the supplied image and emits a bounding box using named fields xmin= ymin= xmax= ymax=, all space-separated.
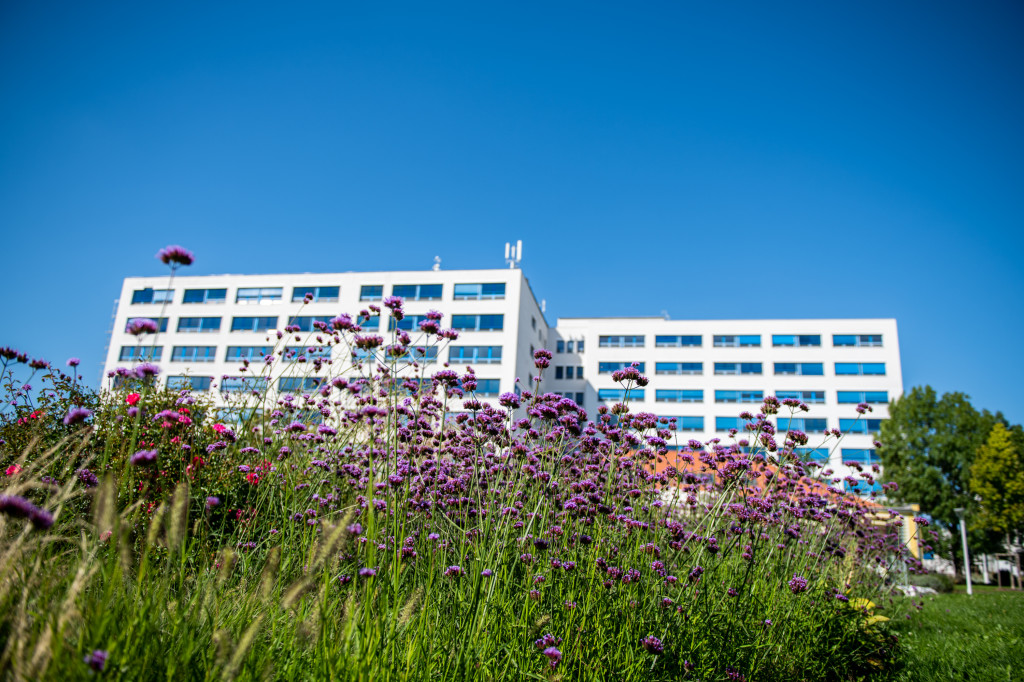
xmin=970 ymin=422 xmax=1024 ymax=542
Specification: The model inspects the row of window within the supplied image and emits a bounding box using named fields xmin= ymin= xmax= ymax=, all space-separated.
xmin=131 ymin=282 xmax=507 ymax=306
xmin=555 ymin=340 xmax=585 ymax=353
xmin=165 ymin=375 xmax=502 ymax=396
xmin=594 ymin=388 xmax=889 ymax=406
xmin=595 ymin=334 xmax=884 ymax=348
xmin=120 ymin=344 xmax=507 ymax=364
xmin=586 ymin=361 xmax=886 ymax=376
xmin=123 ymin=313 xmax=506 ymax=334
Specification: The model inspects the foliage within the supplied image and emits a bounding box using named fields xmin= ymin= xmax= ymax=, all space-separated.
xmin=904 ymin=572 xmax=954 ymax=594
xmin=877 ymin=386 xmax=1007 ymax=568
xmin=970 ymin=422 xmax=1024 ymax=542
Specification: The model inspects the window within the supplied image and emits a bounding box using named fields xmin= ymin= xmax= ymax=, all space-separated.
xmin=278 ymin=377 xmax=324 ymax=393
xmin=656 ymin=389 xmax=703 ymax=403
xmin=360 ymin=285 xmax=383 ymax=301
xmin=183 ymin=288 xmax=227 ymax=304
xmin=835 ymin=362 xmax=886 ymax=376
xmin=793 ymin=447 xmax=830 ymax=463
xmin=839 ymin=418 xmax=884 ymax=434
xmin=214 ymin=407 xmax=264 ymax=423
xmin=450 ymin=314 xmax=504 ymax=331
xmin=388 ymin=314 xmax=431 ymax=332
xmin=125 ymin=317 xmax=168 ymax=333
xmin=472 ymin=379 xmax=501 ymax=397
xmin=396 ymin=346 xmax=439 ymax=364
xmin=392 ymin=284 xmax=442 ymax=301
xmin=221 ymin=377 xmax=270 ymax=393
xmin=288 ymin=316 xmax=334 ymax=332
xmin=772 ymin=334 xmax=821 ymax=347
xmin=452 ymin=282 xmax=506 ymax=300
xmin=576 ymin=340 xmax=585 ymax=352
xmin=225 ymin=346 xmax=273 ymax=361
xmin=714 ymin=362 xmax=762 ymax=375
xmin=119 ymin=346 xmax=162 ymax=361
xmin=773 ymin=362 xmax=824 ymax=376
xmin=556 ymin=340 xmax=565 ymax=353
xmin=598 ymin=361 xmax=645 ymax=374
xmin=449 ymin=346 xmax=502 ymax=364
xmin=842 ymin=448 xmax=880 ymax=464
xmin=655 ymin=335 xmax=702 ymax=347
xmin=356 ymin=312 xmax=380 ymax=330
xmin=292 ymin=286 xmax=339 ymax=302
xmin=598 ymin=388 xmax=644 ymax=401
xmin=837 ymin=390 xmax=889 ymax=404
xmin=660 ymin=416 xmax=704 ymax=432
xmin=833 ymin=334 xmax=883 ymax=347
xmin=715 ymin=390 xmax=764 ymax=403
xmin=177 ymin=317 xmax=221 ymax=333
xmin=131 ymin=288 xmax=174 ymax=304
xmin=167 ymin=375 xmax=213 ymax=391
xmin=713 ymin=335 xmax=760 ymax=347
xmin=235 ymin=287 xmax=282 ymax=304
xmin=231 ymin=316 xmax=278 ymax=332
xmin=599 ymin=335 xmax=644 ymax=348
xmin=776 ymin=390 xmax=826 ymax=404
xmin=716 ymin=416 xmax=747 ymax=431
xmin=845 ymin=480 xmax=884 ymax=497
xmin=555 ymin=366 xmax=563 ymax=379
xmin=572 ymin=366 xmax=583 ymax=379
xmin=283 ymin=346 xmax=332 ymax=362
xmin=654 ymin=362 xmax=702 ymax=375
xmin=171 ymin=346 xmax=216 ymax=363
xmin=776 ymin=417 xmax=828 ymax=433
xmin=555 ymin=391 xmax=585 ymax=405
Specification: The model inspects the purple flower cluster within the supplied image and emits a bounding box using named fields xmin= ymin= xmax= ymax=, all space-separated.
xmin=0 ymin=495 xmax=54 ymax=529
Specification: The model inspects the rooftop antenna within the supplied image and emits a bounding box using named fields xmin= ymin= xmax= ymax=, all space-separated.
xmin=432 ymin=255 xmax=441 ymax=271
xmin=505 ymin=240 xmax=523 ymax=269
xmin=541 ymin=299 xmax=547 ymax=313
xmin=661 ymin=309 xmax=670 ymax=320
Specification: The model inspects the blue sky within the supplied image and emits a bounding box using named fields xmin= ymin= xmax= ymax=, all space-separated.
xmin=1 ymin=1 xmax=1022 ymax=422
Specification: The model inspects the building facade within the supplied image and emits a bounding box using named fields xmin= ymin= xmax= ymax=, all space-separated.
xmin=104 ymin=268 xmax=901 ymax=495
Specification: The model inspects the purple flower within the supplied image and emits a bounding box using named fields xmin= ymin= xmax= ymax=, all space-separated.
xmin=444 ymin=565 xmax=463 ymax=578
xmin=499 ymin=392 xmax=521 ymax=410
xmin=63 ymin=407 xmax=93 ymax=426
xmin=134 ymin=363 xmax=160 ymax=379
xmin=206 ymin=496 xmax=220 ymax=509
xmin=0 ymin=495 xmax=54 ymax=529
xmin=127 ymin=319 xmax=159 ymax=336
xmin=788 ymin=574 xmax=808 ymax=594
xmin=913 ymin=516 xmax=930 ymax=527
xmin=77 ymin=469 xmax=99 ymax=488
xmin=481 ymin=569 xmax=493 ymax=577
xmin=130 ymin=449 xmax=158 ymax=466
xmin=157 ymin=245 xmax=194 ymax=266
xmin=84 ymin=649 xmax=108 ymax=672
xmin=542 ymin=647 xmax=561 ymax=669
xmin=67 ymin=357 xmax=81 ymax=368
xmin=641 ymin=635 xmax=664 ymax=655
xmin=359 ymin=567 xmax=376 ymax=578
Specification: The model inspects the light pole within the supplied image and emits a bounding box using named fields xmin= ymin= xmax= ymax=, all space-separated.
xmin=954 ymin=507 xmax=973 ymax=596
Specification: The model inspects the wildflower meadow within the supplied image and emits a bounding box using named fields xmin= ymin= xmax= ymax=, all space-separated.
xmin=0 ymin=247 xmax=926 ymax=681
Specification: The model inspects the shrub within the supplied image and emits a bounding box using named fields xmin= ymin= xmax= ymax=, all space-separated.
xmin=906 ymin=572 xmax=955 ymax=593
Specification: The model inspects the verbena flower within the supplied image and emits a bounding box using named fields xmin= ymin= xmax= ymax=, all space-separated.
xmin=157 ymin=245 xmax=194 ymax=266
xmin=83 ymin=649 xmax=108 ymax=672
xmin=0 ymin=495 xmax=54 ymax=529
xmin=641 ymin=635 xmax=664 ymax=654
xmin=63 ymin=407 xmax=93 ymax=426
xmin=130 ymin=449 xmax=158 ymax=466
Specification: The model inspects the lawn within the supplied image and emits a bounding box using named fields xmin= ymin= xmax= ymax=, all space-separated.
xmin=892 ymin=587 xmax=1024 ymax=682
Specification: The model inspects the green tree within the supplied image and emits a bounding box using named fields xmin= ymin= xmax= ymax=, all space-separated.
xmin=970 ymin=422 xmax=1024 ymax=547
xmin=878 ymin=386 xmax=1004 ymax=576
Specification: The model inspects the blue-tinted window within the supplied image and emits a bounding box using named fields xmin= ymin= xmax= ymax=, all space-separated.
xmin=835 ymin=362 xmax=886 ymax=376
xmin=598 ymin=361 xmax=644 ymax=373
xmin=283 ymin=346 xmax=331 ymax=362
xmin=776 ymin=417 xmax=828 ymax=433
xmin=171 ymin=346 xmax=216 ymax=362
xmin=844 ymin=480 xmax=883 ymax=497
xmin=774 ymin=362 xmax=823 ymax=376
xmin=449 ymin=346 xmax=502 ymax=364
xmin=286 ymin=315 xmax=333 ymax=332
xmin=841 ymin=448 xmax=880 ymax=464
xmin=655 ymin=335 xmax=702 ymax=347
xmin=119 ymin=346 xmax=162 ymax=361
xmin=655 ymin=389 xmax=703 ymax=403
xmin=677 ymin=416 xmax=704 ymax=431
xmin=278 ymin=377 xmax=323 ymax=393
xmin=598 ymin=388 xmax=644 ymax=401
xmin=837 ymin=390 xmax=889 ymax=404
xmin=392 ymin=283 xmax=442 ymax=300
xmin=715 ymin=390 xmax=763 ymax=403
xmin=292 ymin=286 xmax=339 ymax=302
xmin=776 ymin=390 xmax=826 ymax=404
xmin=793 ymin=447 xmax=830 ymax=462
xmin=714 ymin=362 xmax=762 ymax=375
xmin=388 ymin=314 xmax=430 ymax=332
xmin=183 ymin=288 xmax=226 ymax=304
xmin=220 ymin=377 xmax=270 ymax=393
xmin=772 ymin=334 xmax=821 ymax=347
xmin=556 ymin=340 xmax=565 ymax=353
xmin=833 ymin=334 xmax=883 ymax=347
xmin=235 ymin=287 xmax=282 ymax=304
xmin=655 ymin=362 xmax=702 ymax=375
xmin=177 ymin=317 xmax=221 ymax=333
xmin=839 ymin=418 xmax=884 ymax=434
xmin=453 ymin=283 xmax=506 ymax=300
xmin=360 ymin=285 xmax=383 ymax=301
xmin=716 ymin=416 xmax=745 ymax=431
xmin=450 ymin=314 xmax=504 ymax=331
xmin=131 ymin=288 xmax=174 ymax=304
xmin=713 ymin=335 xmax=761 ymax=347
xmin=599 ymin=335 xmax=644 ymax=348
xmin=167 ymin=375 xmax=213 ymax=391
xmin=396 ymin=346 xmax=439 ymax=364
xmin=231 ymin=316 xmax=278 ymax=332
xmin=125 ymin=317 xmax=168 ymax=333
xmin=225 ymin=346 xmax=273 ymax=361
xmin=472 ymin=379 xmax=501 ymax=396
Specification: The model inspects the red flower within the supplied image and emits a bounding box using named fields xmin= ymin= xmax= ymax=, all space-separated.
xmin=245 ymin=472 xmax=260 ymax=485
xmin=5 ymin=464 xmax=23 ymax=476
xmin=126 ymin=393 xmax=141 ymax=406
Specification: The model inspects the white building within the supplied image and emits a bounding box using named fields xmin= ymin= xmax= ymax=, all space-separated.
xmin=103 ymin=267 xmax=901 ymax=495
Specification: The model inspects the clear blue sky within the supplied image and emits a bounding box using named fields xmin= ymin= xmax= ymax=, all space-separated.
xmin=1 ymin=1 xmax=1022 ymax=422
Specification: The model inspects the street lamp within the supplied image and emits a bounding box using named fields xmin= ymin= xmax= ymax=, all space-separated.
xmin=954 ymin=507 xmax=973 ymax=596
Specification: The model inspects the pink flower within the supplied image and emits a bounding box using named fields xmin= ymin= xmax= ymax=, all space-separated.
xmin=126 ymin=393 xmax=141 ymax=406
xmin=5 ymin=464 xmax=23 ymax=476
xmin=213 ymin=423 xmax=227 ymax=433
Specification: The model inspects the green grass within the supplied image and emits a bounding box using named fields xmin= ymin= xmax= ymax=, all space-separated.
xmin=892 ymin=589 xmax=1024 ymax=682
